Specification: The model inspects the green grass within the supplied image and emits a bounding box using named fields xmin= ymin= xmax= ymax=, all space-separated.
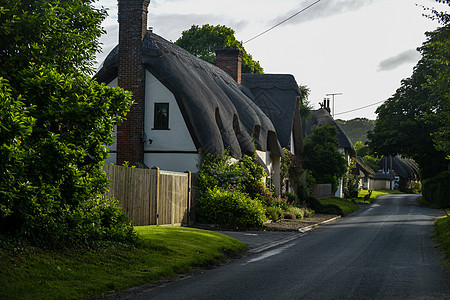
xmin=0 ymin=227 xmax=247 ymax=299
xmin=358 ymin=189 xmax=402 ymax=204
xmin=320 ymin=189 xmax=403 ymax=214
xmin=434 ymin=215 xmax=450 ymax=270
xmin=319 ymin=198 xmax=360 ymax=214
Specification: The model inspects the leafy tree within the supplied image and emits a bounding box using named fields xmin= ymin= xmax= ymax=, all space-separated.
xmin=354 ymin=141 xmax=369 ymax=157
xmin=367 ymin=2 xmax=449 ymax=179
xmin=335 ymin=118 xmax=375 ymax=144
xmin=0 ymin=0 xmax=135 ymax=247
xmin=420 ymin=2 xmax=450 ymax=159
xmin=175 ymin=24 xmax=264 ymax=74
xmin=302 ymin=125 xmax=347 ymax=192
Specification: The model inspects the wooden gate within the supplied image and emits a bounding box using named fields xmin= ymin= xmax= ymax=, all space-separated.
xmin=104 ymin=165 xmax=191 ymax=226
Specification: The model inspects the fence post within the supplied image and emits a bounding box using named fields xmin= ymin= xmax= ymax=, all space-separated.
xmin=184 ymin=170 xmax=191 ymax=226
xmin=152 ymin=166 xmax=160 ymax=225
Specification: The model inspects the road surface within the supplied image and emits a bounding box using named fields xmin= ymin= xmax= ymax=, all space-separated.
xmin=130 ymin=194 xmax=449 ymax=299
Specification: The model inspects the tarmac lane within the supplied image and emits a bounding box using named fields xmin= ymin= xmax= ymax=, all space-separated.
xmin=112 ymin=194 xmax=450 ymax=300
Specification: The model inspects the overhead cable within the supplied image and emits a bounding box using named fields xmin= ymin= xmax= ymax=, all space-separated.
xmin=244 ymin=0 xmax=322 ymax=44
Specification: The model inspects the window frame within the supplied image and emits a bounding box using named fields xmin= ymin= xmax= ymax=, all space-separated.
xmin=153 ymin=102 xmax=170 ymax=130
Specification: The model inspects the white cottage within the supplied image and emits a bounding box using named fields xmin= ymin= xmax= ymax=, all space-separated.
xmin=95 ymin=0 xmax=303 ymax=193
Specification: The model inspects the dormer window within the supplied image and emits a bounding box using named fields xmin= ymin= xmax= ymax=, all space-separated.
xmin=153 ymin=103 xmax=169 ymax=130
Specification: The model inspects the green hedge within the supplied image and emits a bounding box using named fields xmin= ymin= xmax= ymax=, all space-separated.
xmin=422 ymin=171 xmax=450 ymax=208
xmin=196 ymin=188 xmax=267 ymax=227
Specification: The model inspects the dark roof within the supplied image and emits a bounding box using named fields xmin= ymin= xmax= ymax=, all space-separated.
xmin=95 ymin=32 xmax=282 ymax=158
xmin=378 ymin=156 xmax=420 ymax=180
xmin=373 ymin=172 xmax=395 ymax=180
xmin=354 ymin=156 xmax=375 ymax=177
xmin=305 ymin=108 xmax=356 ymax=156
xmin=241 ymin=74 xmax=303 ymax=154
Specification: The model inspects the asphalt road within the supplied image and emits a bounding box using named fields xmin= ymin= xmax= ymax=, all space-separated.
xmin=129 ymin=194 xmax=449 ymax=300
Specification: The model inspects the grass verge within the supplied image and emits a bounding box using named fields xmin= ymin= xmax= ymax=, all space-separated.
xmin=319 ymin=198 xmax=360 ymax=215
xmin=435 ymin=215 xmax=450 ymax=265
xmin=0 ymin=226 xmax=247 ymax=299
xmin=320 ymin=189 xmax=403 ymax=215
xmin=358 ymin=189 xmax=403 ymax=204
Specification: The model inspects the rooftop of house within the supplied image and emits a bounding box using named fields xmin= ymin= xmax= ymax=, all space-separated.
xmin=241 ymin=73 xmax=302 ymax=152
xmin=378 ymin=156 xmax=420 ymax=180
xmin=95 ymin=31 xmax=286 ymax=158
xmin=305 ymin=108 xmax=356 ymax=156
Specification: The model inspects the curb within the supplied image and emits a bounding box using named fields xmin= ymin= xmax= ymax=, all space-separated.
xmin=249 ymin=215 xmax=341 ymax=254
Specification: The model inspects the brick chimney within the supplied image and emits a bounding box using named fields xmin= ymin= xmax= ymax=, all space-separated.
xmin=215 ymin=47 xmax=242 ymax=84
xmin=116 ymin=0 xmax=150 ymax=166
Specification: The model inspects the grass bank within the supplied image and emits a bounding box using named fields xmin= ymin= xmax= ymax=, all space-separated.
xmin=320 ymin=189 xmax=403 ymax=215
xmin=0 ymin=226 xmax=247 ymax=299
xmin=434 ymin=215 xmax=450 ymax=269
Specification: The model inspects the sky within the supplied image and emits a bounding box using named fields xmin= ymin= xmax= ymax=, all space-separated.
xmin=94 ymin=0 xmax=447 ymax=120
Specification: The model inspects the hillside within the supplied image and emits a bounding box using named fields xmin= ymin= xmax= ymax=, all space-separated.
xmin=335 ymin=118 xmax=375 ymax=144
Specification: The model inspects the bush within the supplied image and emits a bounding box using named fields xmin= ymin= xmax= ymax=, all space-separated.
xmin=196 ymin=188 xmax=267 ymax=227
xmin=266 ymin=207 xmax=283 ymax=222
xmin=282 ymin=211 xmax=296 ymax=220
xmin=422 ymin=171 xmax=450 ymax=208
xmin=289 ymin=206 xmax=306 ymax=219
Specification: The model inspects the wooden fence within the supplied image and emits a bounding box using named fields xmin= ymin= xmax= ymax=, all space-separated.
xmin=103 ymin=164 xmax=192 ymax=226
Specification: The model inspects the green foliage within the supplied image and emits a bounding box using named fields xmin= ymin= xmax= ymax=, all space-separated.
xmin=304 ymin=196 xmax=344 ymax=216
xmin=197 ymin=151 xmax=270 ymax=227
xmin=361 ymin=155 xmax=380 ymax=172
xmin=368 ymin=4 xmax=449 ymax=178
xmin=196 ymin=187 xmax=267 ymax=227
xmin=354 ymin=141 xmax=370 ymax=157
xmin=0 ymin=1 xmax=135 ymax=247
xmin=343 ymin=159 xmax=358 ymax=199
xmin=434 ymin=216 xmax=450 ymax=262
xmin=335 ymin=118 xmax=375 ymax=144
xmin=319 ymin=198 xmax=358 ymax=215
xmin=280 ymin=149 xmax=303 ymax=191
xmin=0 ymin=0 xmax=106 ymax=76
xmin=198 ymin=151 xmax=268 ymax=201
xmin=175 ymin=24 xmax=264 ymax=74
xmin=302 ymin=124 xmax=347 ymax=191
xmin=422 ymin=171 xmax=450 ymax=208
xmin=265 ymin=206 xmax=283 ymax=222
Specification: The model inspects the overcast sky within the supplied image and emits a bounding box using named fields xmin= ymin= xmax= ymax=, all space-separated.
xmin=95 ymin=0 xmax=446 ymax=120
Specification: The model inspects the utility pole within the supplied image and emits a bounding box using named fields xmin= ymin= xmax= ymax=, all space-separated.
xmin=326 ymin=92 xmax=343 ymax=117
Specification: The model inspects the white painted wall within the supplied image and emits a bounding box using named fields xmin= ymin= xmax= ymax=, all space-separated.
xmin=256 ymin=150 xmax=281 ymax=194
xmin=143 ymin=71 xmax=199 ymax=172
xmin=105 ymin=78 xmax=119 ymax=165
xmin=144 ymin=71 xmax=196 ymax=152
xmin=103 ymin=74 xmax=199 ymax=172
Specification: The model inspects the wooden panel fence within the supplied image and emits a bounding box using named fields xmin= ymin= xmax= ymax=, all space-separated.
xmin=103 ymin=164 xmax=192 ymax=226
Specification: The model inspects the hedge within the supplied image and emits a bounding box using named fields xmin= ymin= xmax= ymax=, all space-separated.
xmin=422 ymin=171 xmax=450 ymax=208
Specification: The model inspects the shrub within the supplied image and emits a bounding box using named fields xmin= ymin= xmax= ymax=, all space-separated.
xmin=289 ymin=206 xmax=305 ymax=219
xmin=422 ymin=171 xmax=450 ymax=208
xmin=282 ymin=211 xmax=296 ymax=220
xmin=196 ymin=188 xmax=267 ymax=227
xmin=266 ymin=207 xmax=283 ymax=222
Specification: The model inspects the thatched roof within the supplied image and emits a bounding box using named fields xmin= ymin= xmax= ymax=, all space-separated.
xmin=241 ymin=74 xmax=303 ymax=154
xmin=378 ymin=156 xmax=420 ymax=180
xmin=95 ymin=32 xmax=283 ymax=158
xmin=305 ymin=108 xmax=356 ymax=156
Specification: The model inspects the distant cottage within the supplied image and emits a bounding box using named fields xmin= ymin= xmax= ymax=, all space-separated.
xmin=95 ymin=0 xmax=303 ymax=193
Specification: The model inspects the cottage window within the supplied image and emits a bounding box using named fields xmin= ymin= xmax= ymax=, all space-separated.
xmin=153 ymin=103 xmax=169 ymax=129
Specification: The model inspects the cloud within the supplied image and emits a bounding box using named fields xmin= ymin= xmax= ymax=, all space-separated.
xmin=150 ymin=13 xmax=249 ymax=41
xmin=270 ymin=0 xmax=376 ymax=26
xmin=377 ymin=49 xmax=421 ymax=72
